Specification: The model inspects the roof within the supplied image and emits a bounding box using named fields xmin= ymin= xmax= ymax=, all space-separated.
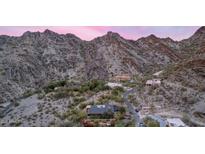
xmin=167 ymin=118 xmax=186 ymax=127
xmin=87 ymin=104 xmax=115 ymax=115
xmin=113 ymin=75 xmax=131 ymax=80
xmin=107 ymin=82 xmax=123 ymax=88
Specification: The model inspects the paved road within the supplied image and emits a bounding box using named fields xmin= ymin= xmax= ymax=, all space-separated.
xmin=123 ymin=88 xmax=141 ymax=127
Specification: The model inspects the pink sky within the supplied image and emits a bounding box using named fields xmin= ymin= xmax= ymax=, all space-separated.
xmin=0 ymin=26 xmax=200 ymax=41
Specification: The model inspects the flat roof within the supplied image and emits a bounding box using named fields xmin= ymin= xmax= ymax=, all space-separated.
xmin=167 ymin=118 xmax=186 ymax=126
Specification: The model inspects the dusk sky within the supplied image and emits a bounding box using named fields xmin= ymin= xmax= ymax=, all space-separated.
xmin=0 ymin=26 xmax=200 ymax=41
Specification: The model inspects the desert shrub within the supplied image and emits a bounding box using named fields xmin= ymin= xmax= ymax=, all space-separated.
xmin=143 ymin=117 xmax=160 ymax=127
xmin=128 ymin=94 xmax=139 ymax=105
xmin=0 ymin=68 xmax=5 ymax=75
xmin=111 ymin=95 xmax=123 ymax=103
xmin=181 ymin=87 xmax=187 ymax=92
xmin=119 ymin=106 xmax=126 ymax=114
xmin=43 ymin=80 xmax=67 ymax=93
xmin=73 ymin=97 xmax=86 ymax=104
xmin=70 ymin=109 xmax=86 ymax=122
xmin=22 ymin=90 xmax=35 ymax=98
xmin=115 ymin=112 xmax=125 ymax=120
xmin=123 ymin=81 xmax=136 ymax=88
xmin=48 ymin=121 xmax=56 ymax=127
xmin=97 ymin=95 xmax=110 ymax=104
xmin=87 ymin=101 xmax=95 ymax=105
xmin=52 ymin=91 xmax=70 ymax=99
xmin=115 ymin=119 xmax=135 ymax=127
xmin=128 ymin=94 xmax=134 ymax=100
xmin=111 ymin=87 xmax=124 ymax=96
xmin=59 ymin=121 xmax=73 ymax=127
xmin=98 ymin=91 xmax=123 ymax=104
xmin=79 ymin=80 xmax=110 ymax=93
xmin=37 ymin=93 xmax=45 ymax=99
xmin=199 ymin=86 xmax=205 ymax=92
xmin=149 ymin=103 xmax=156 ymax=113
xmin=79 ymin=103 xmax=87 ymax=110
xmin=182 ymin=96 xmax=188 ymax=102
xmin=115 ymin=120 xmax=127 ymax=127
xmin=14 ymin=102 xmax=20 ymax=107
xmin=126 ymin=119 xmax=135 ymax=127
xmin=10 ymin=121 xmax=22 ymax=127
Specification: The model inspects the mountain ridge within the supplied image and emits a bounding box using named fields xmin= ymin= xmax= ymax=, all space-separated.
xmin=0 ymin=27 xmax=205 ymax=105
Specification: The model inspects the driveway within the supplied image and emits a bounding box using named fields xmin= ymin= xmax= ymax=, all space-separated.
xmin=123 ymin=88 xmax=141 ymax=127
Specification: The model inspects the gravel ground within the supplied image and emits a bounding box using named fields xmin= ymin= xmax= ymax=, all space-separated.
xmin=0 ymin=94 xmax=71 ymax=127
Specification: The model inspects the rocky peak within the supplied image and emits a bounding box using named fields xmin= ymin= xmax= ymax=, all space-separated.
xmin=22 ymin=31 xmax=41 ymax=38
xmin=163 ymin=37 xmax=175 ymax=42
xmin=106 ymin=31 xmax=120 ymax=36
xmin=146 ymin=34 xmax=163 ymax=43
xmin=147 ymin=34 xmax=158 ymax=39
xmin=43 ymin=29 xmax=59 ymax=37
xmin=65 ymin=33 xmax=82 ymax=41
xmin=186 ymin=26 xmax=205 ymax=42
xmin=194 ymin=26 xmax=205 ymax=35
xmin=92 ymin=31 xmax=123 ymax=45
xmin=138 ymin=34 xmax=160 ymax=44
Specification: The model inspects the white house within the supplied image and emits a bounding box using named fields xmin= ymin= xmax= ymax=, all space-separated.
xmin=106 ymin=82 xmax=123 ymax=89
xmin=166 ymin=118 xmax=186 ymax=127
xmin=146 ymin=79 xmax=161 ymax=86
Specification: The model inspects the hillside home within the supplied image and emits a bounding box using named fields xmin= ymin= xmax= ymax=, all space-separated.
xmin=86 ymin=104 xmax=116 ymax=117
xmin=106 ymin=82 xmax=123 ymax=89
xmin=146 ymin=79 xmax=161 ymax=86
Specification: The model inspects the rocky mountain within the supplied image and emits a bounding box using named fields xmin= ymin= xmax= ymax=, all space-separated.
xmin=136 ymin=31 xmax=205 ymax=125
xmin=179 ymin=26 xmax=205 ymax=56
xmin=0 ymin=27 xmax=205 ymax=106
xmin=0 ymin=30 xmax=86 ymax=103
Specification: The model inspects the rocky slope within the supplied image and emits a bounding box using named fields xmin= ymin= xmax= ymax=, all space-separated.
xmin=0 ymin=29 xmax=184 ymax=103
xmin=179 ymin=26 xmax=205 ymax=57
xmin=135 ymin=47 xmax=205 ymax=126
xmin=0 ymin=30 xmax=86 ymax=103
